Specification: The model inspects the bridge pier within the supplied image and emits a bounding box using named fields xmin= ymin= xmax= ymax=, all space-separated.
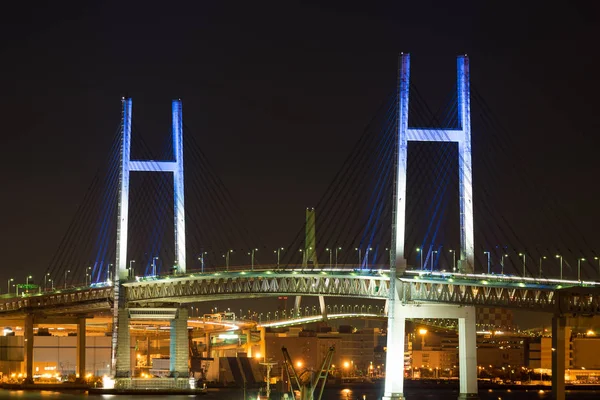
xmin=23 ymin=314 xmax=34 ymax=384
xmin=76 ymin=317 xmax=86 ymax=381
xmin=170 ymin=307 xmax=189 ymax=378
xmin=552 ymin=316 xmax=566 ymax=400
xmin=115 ymin=308 xmax=131 ymax=377
xmin=458 ymin=307 xmax=478 ymax=399
xmin=383 ymin=303 xmax=479 ymax=400
xmin=382 ymin=298 xmax=405 ymax=400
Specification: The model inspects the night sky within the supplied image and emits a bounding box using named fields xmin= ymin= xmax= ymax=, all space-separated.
xmin=1 ymin=2 xmax=599 ymax=327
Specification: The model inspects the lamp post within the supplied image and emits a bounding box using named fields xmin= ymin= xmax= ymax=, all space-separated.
xmin=555 ymin=255 xmax=563 ymax=280
xmin=49 ymin=278 xmax=54 ymax=291
xmin=7 ymin=278 xmax=13 ymax=294
xmin=45 ymin=273 xmax=50 ymax=290
xmin=483 ymin=251 xmax=490 ymax=274
xmin=386 ymin=247 xmax=391 ymax=268
xmin=274 ymin=247 xmax=284 ymax=267
xmin=152 ymin=257 xmax=159 ymax=276
xmin=86 ymin=266 xmax=92 ymax=286
xmin=538 ymin=256 xmax=547 ymax=278
xmin=249 ymin=248 xmax=258 ymax=270
xmin=129 ymin=260 xmax=135 ymax=278
xmin=298 ymin=249 xmax=306 ymax=266
xmin=64 ymin=270 xmax=70 ymax=289
xmin=419 ymin=328 xmax=427 ymax=349
xmin=335 ymin=247 xmax=342 ymax=269
xmin=26 ymin=275 xmax=33 ymax=285
xmin=595 ymin=256 xmax=600 ymax=277
xmin=416 ymin=248 xmax=423 ymax=270
xmin=223 ymin=250 xmax=233 ymax=270
xmin=501 ymin=254 xmax=508 ymax=275
xmin=578 ymin=258 xmax=585 ymax=282
xmin=355 ymin=248 xmax=362 ymax=268
xmin=431 ymin=250 xmax=438 ymax=271
xmin=198 ymin=252 xmax=207 ymax=273
xmin=365 ymin=247 xmax=373 ymax=269
xmin=449 ymin=249 xmax=457 ymax=272
xmin=518 ymin=252 xmax=526 ymax=277
xmin=325 ymin=248 xmax=332 ymax=268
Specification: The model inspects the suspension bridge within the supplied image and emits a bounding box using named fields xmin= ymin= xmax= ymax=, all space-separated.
xmin=2 ymin=53 xmax=598 ymax=400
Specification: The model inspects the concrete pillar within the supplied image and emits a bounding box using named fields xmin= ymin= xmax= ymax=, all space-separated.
xmin=458 ymin=306 xmax=478 ymax=399
xmin=115 ymin=308 xmax=131 ymax=377
xmin=383 ymin=300 xmax=405 ymax=400
xmin=552 ymin=316 xmax=566 ymax=400
xmin=294 ymin=296 xmax=302 ymax=318
xmin=24 ymin=314 xmax=34 ymax=384
xmin=205 ymin=333 xmax=211 ymax=358
xmin=319 ymin=296 xmax=327 ymax=322
xmin=170 ymin=307 xmax=189 ymax=377
xmin=76 ymin=317 xmax=86 ymax=380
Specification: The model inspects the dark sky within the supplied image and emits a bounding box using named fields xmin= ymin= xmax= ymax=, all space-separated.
xmin=1 ymin=1 xmax=599 ymax=326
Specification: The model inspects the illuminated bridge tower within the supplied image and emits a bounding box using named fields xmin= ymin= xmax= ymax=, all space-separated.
xmin=384 ymin=54 xmax=478 ymax=400
xmin=112 ymin=98 xmax=187 ymax=379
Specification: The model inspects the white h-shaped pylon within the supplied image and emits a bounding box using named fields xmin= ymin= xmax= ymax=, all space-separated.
xmin=392 ymin=53 xmax=474 ymax=274
xmin=115 ymin=98 xmax=186 ymax=282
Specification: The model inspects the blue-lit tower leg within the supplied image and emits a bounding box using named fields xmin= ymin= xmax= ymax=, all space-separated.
xmin=384 ymin=53 xmax=410 ymax=400
xmin=392 ymin=53 xmax=410 ymax=275
xmin=172 ymin=99 xmax=186 ymax=273
xmin=112 ymin=98 xmax=132 ymax=378
xmin=456 ymin=56 xmax=474 ymax=273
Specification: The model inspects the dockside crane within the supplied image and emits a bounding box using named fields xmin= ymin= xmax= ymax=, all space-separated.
xmin=281 ymin=345 xmax=335 ymax=400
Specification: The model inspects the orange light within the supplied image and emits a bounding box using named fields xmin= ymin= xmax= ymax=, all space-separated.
xmin=296 ymin=361 xmax=303 ymax=368
xmin=343 ymin=361 xmax=350 ymax=369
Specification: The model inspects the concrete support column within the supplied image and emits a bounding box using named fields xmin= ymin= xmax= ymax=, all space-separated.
xmin=170 ymin=307 xmax=189 ymax=378
xmin=319 ymin=296 xmax=327 ymax=322
xmin=383 ymin=300 xmax=405 ymax=400
xmin=294 ymin=296 xmax=302 ymax=318
xmin=458 ymin=306 xmax=478 ymax=399
xmin=552 ymin=316 xmax=566 ymax=400
xmin=24 ymin=314 xmax=34 ymax=384
xmin=115 ymin=308 xmax=131 ymax=377
xmin=205 ymin=333 xmax=211 ymax=358
xmin=76 ymin=317 xmax=86 ymax=380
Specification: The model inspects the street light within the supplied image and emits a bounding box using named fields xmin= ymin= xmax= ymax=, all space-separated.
xmin=152 ymin=257 xmax=159 ymax=276
xmin=518 ymin=253 xmax=526 ymax=277
xmin=578 ymin=258 xmax=585 ymax=282
xmin=274 ymin=247 xmax=284 ymax=267
xmin=335 ymin=247 xmax=342 ymax=269
xmin=500 ymin=254 xmax=508 ymax=275
xmin=325 ymin=248 xmax=332 ymax=268
xmin=7 ymin=278 xmax=13 ymax=294
xmin=419 ymin=328 xmax=427 ymax=349
xmin=538 ymin=256 xmax=547 ymax=278
xmin=248 ymin=248 xmax=258 ymax=270
xmin=595 ymin=256 xmax=600 ymax=277
xmin=416 ymin=248 xmax=423 ymax=270
xmin=48 ymin=278 xmax=54 ymax=291
xmin=129 ymin=260 xmax=135 ymax=278
xmin=555 ymin=255 xmax=563 ymax=280
xmin=483 ymin=251 xmax=490 ymax=274
xmin=198 ymin=252 xmax=207 ymax=273
xmin=450 ymin=249 xmax=457 ymax=272
xmin=431 ymin=250 xmax=438 ymax=271
xmin=355 ymin=248 xmax=362 ymax=268
xmin=64 ymin=270 xmax=70 ymax=289
xmin=222 ymin=250 xmax=233 ymax=270
xmin=44 ymin=273 xmax=50 ymax=290
xmin=26 ymin=275 xmax=33 ymax=285
xmin=365 ymin=247 xmax=373 ymax=269
xmin=86 ymin=266 xmax=92 ymax=286
xmin=385 ymin=247 xmax=391 ymax=268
